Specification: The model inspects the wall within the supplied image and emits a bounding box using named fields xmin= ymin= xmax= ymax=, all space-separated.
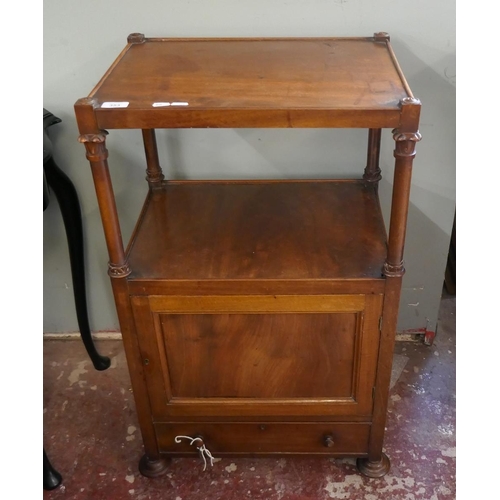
xmin=43 ymin=0 xmax=456 ymax=334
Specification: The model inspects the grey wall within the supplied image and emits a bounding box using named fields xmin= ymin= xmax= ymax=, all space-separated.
xmin=43 ymin=0 xmax=456 ymax=334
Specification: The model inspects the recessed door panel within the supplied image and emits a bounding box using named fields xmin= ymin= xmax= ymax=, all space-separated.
xmin=162 ymin=312 xmax=357 ymax=399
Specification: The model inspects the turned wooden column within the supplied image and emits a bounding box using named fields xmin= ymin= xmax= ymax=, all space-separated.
xmin=77 ymin=132 xmax=130 ymax=277
xmin=142 ymin=129 xmax=165 ymax=188
xmin=74 ymin=99 xmax=128 ymax=277
xmin=75 ymin=98 xmax=169 ymax=477
xmin=384 ymin=126 xmax=422 ymax=277
xmin=363 ymin=128 xmax=382 ymax=186
xmin=358 ymin=96 xmax=421 ymax=478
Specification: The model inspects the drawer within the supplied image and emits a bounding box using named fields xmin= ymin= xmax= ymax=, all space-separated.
xmin=155 ymin=422 xmax=370 ymax=456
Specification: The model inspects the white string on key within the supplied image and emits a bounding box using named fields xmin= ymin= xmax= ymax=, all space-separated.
xmin=174 ymin=435 xmax=215 ymax=471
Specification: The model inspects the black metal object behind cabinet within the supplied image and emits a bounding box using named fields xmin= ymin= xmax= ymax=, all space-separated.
xmin=43 ymin=108 xmax=111 ymax=490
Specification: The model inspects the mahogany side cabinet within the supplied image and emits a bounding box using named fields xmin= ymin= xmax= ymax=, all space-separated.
xmin=75 ymin=33 xmax=421 ymax=478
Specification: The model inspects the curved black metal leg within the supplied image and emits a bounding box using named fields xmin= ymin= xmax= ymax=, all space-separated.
xmin=43 ymin=449 xmax=62 ymax=490
xmin=44 ymin=156 xmax=110 ymax=370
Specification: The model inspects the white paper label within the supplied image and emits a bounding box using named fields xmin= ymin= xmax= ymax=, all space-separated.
xmin=152 ymin=102 xmax=171 ymax=107
xmin=101 ymin=102 xmax=129 ymax=108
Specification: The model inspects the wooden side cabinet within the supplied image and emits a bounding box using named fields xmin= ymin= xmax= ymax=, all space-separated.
xmin=75 ymin=32 xmax=421 ymax=479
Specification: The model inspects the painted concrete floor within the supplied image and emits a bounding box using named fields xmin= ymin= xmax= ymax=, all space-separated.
xmin=43 ymin=292 xmax=455 ymax=500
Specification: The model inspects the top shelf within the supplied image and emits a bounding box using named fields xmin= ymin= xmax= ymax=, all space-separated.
xmin=81 ymin=34 xmax=415 ymax=129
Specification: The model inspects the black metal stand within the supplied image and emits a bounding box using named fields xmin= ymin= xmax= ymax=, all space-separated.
xmin=43 ymin=109 xmax=110 ymax=370
xmin=43 ymin=108 xmax=111 ymax=490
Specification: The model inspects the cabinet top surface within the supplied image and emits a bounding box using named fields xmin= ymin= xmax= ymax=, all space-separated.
xmin=77 ymin=35 xmax=416 ymax=129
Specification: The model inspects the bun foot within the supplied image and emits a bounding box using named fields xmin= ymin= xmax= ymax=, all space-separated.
xmin=356 ymin=453 xmax=390 ymax=478
xmin=139 ymin=455 xmax=170 ymax=478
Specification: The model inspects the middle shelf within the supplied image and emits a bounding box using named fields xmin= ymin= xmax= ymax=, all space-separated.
xmin=127 ymin=179 xmax=387 ymax=287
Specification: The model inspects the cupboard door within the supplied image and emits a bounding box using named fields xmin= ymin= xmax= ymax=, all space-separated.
xmin=131 ymin=294 xmax=382 ymax=418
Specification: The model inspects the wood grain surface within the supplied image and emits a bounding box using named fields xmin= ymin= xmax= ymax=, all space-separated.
xmin=127 ymin=180 xmax=387 ymax=281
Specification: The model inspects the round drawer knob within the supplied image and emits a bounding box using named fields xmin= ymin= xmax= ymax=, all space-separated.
xmin=194 ymin=435 xmax=205 ymax=447
xmin=323 ymin=435 xmax=335 ymax=448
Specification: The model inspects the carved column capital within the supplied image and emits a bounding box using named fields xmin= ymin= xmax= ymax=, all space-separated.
xmin=78 ymin=131 xmax=108 ymax=144
xmin=78 ymin=132 xmax=109 ymax=161
xmin=383 ymin=261 xmax=405 ymax=278
xmin=392 ymin=130 xmax=422 ymax=158
xmin=108 ymin=262 xmax=131 ymax=278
